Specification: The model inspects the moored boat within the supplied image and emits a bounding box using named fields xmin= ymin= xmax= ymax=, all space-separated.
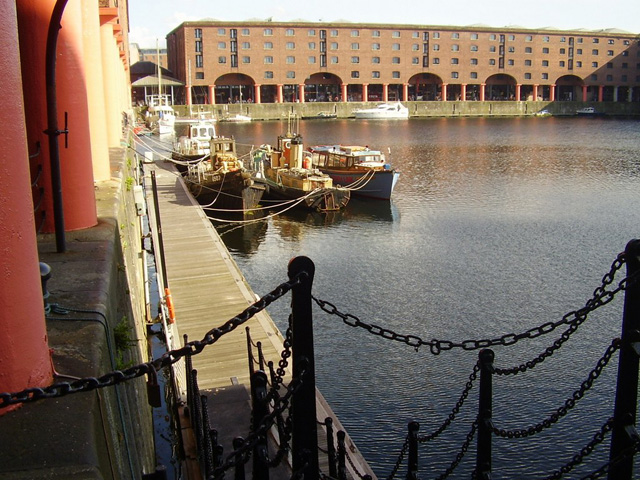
xmin=253 ymin=133 xmax=350 ymax=212
xmin=172 ymin=119 xmax=217 ymax=161
xmin=576 ymin=106 xmax=605 ymax=117
xmin=353 ymin=102 xmax=409 ymax=119
xmin=307 ymin=145 xmax=400 ymax=200
xmin=180 ymin=135 xmax=264 ymax=211
xmin=148 ymin=104 xmax=176 ymax=135
xmin=302 ymin=111 xmax=337 ymax=120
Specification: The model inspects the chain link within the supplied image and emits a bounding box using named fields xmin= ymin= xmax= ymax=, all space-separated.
xmin=210 ymin=363 xmax=308 ymax=479
xmin=434 ymin=420 xmax=478 ymax=480
xmin=541 ymin=418 xmax=614 ymax=480
xmin=312 ymin=251 xmax=628 ymax=355
xmin=418 ymin=362 xmax=480 ymax=442
xmin=492 ymin=339 xmax=620 ymax=439
xmin=0 ymin=273 xmax=306 ymax=409
xmin=385 ymin=435 xmax=409 ymax=480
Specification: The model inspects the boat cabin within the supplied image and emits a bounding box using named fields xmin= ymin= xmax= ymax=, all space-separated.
xmin=310 ymin=145 xmax=386 ymax=170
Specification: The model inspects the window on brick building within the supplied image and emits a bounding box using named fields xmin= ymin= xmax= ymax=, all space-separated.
xmin=264 ymin=71 xmax=273 ymax=79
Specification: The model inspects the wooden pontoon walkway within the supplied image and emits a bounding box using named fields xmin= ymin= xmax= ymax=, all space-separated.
xmin=146 ymin=160 xmax=376 ymax=480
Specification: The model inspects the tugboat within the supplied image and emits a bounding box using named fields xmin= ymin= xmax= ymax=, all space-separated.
xmin=253 ymin=128 xmax=350 ymax=212
xmin=182 ymin=135 xmax=264 ymax=212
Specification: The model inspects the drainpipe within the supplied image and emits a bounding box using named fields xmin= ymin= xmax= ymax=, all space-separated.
xmin=45 ymin=0 xmax=69 ymax=253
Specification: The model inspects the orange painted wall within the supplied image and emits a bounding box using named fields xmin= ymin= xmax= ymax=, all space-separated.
xmin=0 ymin=0 xmax=53 ymax=414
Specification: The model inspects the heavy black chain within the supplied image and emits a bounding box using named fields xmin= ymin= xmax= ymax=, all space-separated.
xmin=418 ymin=362 xmax=480 ymax=442
xmin=0 ymin=273 xmax=306 ymax=409
xmin=210 ymin=364 xmax=308 ymax=479
xmin=579 ymin=439 xmax=640 ymax=480
xmin=385 ymin=436 xmax=409 ymax=480
xmin=542 ymin=418 xmax=614 ymax=480
xmin=434 ymin=420 xmax=478 ymax=480
xmin=491 ymin=339 xmax=620 ymax=439
xmin=312 ymin=251 xmax=628 ymax=355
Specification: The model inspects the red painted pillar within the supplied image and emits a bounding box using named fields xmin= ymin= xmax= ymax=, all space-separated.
xmin=185 ymin=84 xmax=192 ymax=105
xmin=515 ymin=84 xmax=521 ymax=101
xmin=362 ymin=83 xmax=368 ymax=101
xmin=19 ymin=0 xmax=97 ymax=233
xmin=382 ymin=83 xmax=388 ymax=102
xmin=598 ymin=85 xmax=604 ymax=102
xmin=461 ymin=84 xmax=467 ymax=101
xmin=208 ymin=85 xmax=215 ymax=105
xmin=550 ymin=84 xmax=556 ymax=101
xmin=441 ymin=83 xmax=448 ymax=101
xmin=533 ymin=84 xmax=538 ymax=101
xmin=1 ymin=0 xmax=53 ymax=415
xmin=277 ymin=84 xmax=283 ymax=103
xmin=480 ymin=83 xmax=486 ymax=101
xmin=582 ymin=85 xmax=588 ymax=102
xmin=254 ymin=84 xmax=261 ymax=104
xmin=341 ymin=83 xmax=347 ymax=102
xmin=402 ymin=83 xmax=409 ymax=102
xmin=298 ymin=84 xmax=305 ymax=103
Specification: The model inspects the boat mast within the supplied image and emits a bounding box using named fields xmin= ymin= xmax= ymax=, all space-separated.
xmin=156 ymin=39 xmax=162 ymax=105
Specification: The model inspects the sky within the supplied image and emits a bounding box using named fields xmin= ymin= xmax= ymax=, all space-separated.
xmin=128 ymin=0 xmax=640 ymax=49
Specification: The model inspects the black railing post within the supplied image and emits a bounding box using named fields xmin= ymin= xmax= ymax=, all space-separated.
xmin=288 ymin=256 xmax=319 ymax=479
xmin=233 ymin=437 xmax=246 ymax=480
xmin=326 ymin=417 xmax=337 ymax=478
xmin=406 ymin=421 xmax=419 ymax=480
xmin=477 ymin=349 xmax=494 ymax=480
xmin=337 ymin=430 xmax=347 ymax=480
xmin=251 ymin=370 xmax=270 ymax=480
xmin=201 ymin=395 xmax=214 ymax=478
xmin=609 ymin=239 xmax=640 ymax=480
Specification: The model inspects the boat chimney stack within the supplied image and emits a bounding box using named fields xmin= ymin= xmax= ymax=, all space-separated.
xmin=290 ymin=135 xmax=304 ymax=169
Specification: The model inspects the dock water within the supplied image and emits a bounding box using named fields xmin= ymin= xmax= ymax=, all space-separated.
xmin=146 ymin=160 xmax=376 ymax=479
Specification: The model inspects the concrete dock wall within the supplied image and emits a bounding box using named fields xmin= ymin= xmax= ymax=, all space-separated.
xmin=166 ymin=100 xmax=640 ymax=121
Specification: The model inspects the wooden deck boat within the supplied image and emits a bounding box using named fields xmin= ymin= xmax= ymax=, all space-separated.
xmin=307 ymin=144 xmax=400 ymax=200
xmin=181 ymin=136 xmax=264 ymax=211
xmin=253 ymin=134 xmax=350 ymax=212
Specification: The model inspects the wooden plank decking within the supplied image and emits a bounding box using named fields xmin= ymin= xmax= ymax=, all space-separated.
xmin=146 ymin=160 xmax=376 ymax=480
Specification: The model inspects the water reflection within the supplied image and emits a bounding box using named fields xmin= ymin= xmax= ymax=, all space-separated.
xmin=212 ymin=117 xmax=640 ymax=478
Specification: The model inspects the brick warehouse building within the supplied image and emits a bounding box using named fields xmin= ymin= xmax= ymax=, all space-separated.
xmin=166 ymin=20 xmax=640 ymax=106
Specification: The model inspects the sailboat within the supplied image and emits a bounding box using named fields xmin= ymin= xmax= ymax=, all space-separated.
xmin=147 ymin=40 xmax=175 ymax=135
